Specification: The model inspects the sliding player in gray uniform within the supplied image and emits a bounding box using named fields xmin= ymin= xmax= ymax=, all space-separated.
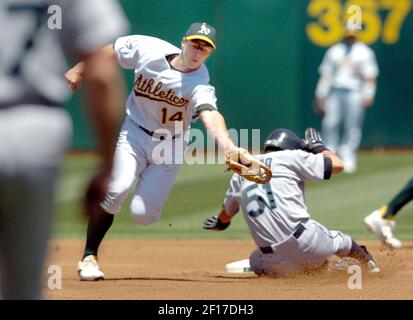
xmin=204 ymin=128 xmax=380 ymax=276
xmin=67 ymin=22 xmax=248 ymax=280
xmin=0 ymin=0 xmax=128 ymax=298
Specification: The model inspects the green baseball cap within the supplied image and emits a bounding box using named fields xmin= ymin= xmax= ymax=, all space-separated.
xmin=185 ymin=22 xmax=216 ymax=49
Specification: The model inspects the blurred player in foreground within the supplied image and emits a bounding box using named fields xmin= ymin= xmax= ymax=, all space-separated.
xmin=0 ymin=0 xmax=128 ymax=299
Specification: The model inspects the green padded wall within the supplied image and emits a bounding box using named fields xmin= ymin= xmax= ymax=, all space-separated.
xmin=66 ymin=0 xmax=413 ymax=148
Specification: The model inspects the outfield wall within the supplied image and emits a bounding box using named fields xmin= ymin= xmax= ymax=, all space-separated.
xmin=66 ymin=0 xmax=413 ymax=148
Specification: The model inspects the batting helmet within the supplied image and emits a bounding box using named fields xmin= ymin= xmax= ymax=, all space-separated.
xmin=264 ymin=128 xmax=305 ymax=152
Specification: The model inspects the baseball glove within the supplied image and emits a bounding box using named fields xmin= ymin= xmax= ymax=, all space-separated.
xmin=304 ymin=127 xmax=328 ymax=154
xmin=225 ymin=148 xmax=272 ymax=184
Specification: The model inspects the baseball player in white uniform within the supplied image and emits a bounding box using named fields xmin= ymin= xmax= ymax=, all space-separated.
xmin=0 ymin=0 xmax=128 ymax=298
xmin=315 ymin=27 xmax=379 ymax=173
xmin=67 ymin=22 xmax=248 ymax=280
xmin=203 ymin=128 xmax=380 ymax=276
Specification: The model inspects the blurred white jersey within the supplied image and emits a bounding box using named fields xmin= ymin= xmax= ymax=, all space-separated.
xmin=223 ymin=150 xmax=331 ymax=248
xmin=0 ymin=0 xmax=129 ymax=106
xmin=318 ymin=41 xmax=379 ymax=91
xmin=114 ymin=35 xmax=217 ymax=135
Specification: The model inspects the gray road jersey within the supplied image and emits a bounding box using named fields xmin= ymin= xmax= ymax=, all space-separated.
xmin=224 ymin=150 xmax=327 ymax=247
xmin=0 ymin=0 xmax=129 ymax=106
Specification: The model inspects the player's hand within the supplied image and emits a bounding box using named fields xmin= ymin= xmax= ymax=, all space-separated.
xmin=225 ymin=147 xmax=272 ymax=184
xmin=84 ymin=169 xmax=111 ymax=218
xmin=65 ymin=68 xmax=83 ymax=91
xmin=313 ymin=97 xmax=326 ymax=117
xmin=224 ymin=146 xmax=244 ymax=160
xmin=227 ymin=147 xmax=254 ymax=165
xmin=304 ymin=128 xmax=328 ymax=154
xmin=362 ymin=97 xmax=373 ymax=107
xmin=203 ymin=215 xmax=231 ymax=231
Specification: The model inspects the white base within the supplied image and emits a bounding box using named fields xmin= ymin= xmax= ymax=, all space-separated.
xmin=225 ymin=259 xmax=252 ymax=273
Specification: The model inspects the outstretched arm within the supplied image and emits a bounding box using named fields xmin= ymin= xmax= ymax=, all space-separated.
xmin=200 ymin=109 xmax=272 ymax=184
xmin=80 ymin=44 xmax=124 ymax=173
xmin=199 ymin=110 xmax=238 ymax=156
xmin=65 ymin=44 xmax=116 ymax=92
xmin=72 ymin=44 xmax=126 ymax=215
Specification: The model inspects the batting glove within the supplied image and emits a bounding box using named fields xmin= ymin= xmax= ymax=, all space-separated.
xmin=203 ymin=215 xmax=231 ymax=231
xmin=304 ymin=128 xmax=328 ymax=154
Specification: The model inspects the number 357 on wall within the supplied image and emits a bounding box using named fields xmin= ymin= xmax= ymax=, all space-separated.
xmin=306 ymin=0 xmax=412 ymax=46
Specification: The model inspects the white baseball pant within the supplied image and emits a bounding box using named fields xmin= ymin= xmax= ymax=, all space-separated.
xmin=249 ymin=219 xmax=353 ymax=276
xmin=321 ymin=88 xmax=365 ymax=168
xmin=0 ymin=105 xmax=72 ymax=299
xmin=101 ymin=117 xmax=183 ymax=224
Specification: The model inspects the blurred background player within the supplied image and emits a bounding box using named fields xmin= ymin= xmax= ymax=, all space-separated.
xmin=364 ymin=177 xmax=413 ymax=249
xmin=0 ymin=0 xmax=128 ymax=299
xmin=66 ymin=22 xmax=251 ymax=281
xmin=314 ymin=26 xmax=379 ymax=173
xmin=203 ymin=128 xmax=380 ymax=276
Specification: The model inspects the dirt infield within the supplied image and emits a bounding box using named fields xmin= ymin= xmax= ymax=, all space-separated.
xmin=45 ymin=239 xmax=413 ymax=300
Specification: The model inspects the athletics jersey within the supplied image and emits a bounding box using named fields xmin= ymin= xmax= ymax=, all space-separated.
xmin=223 ymin=150 xmax=331 ymax=248
xmin=318 ymin=41 xmax=379 ymax=91
xmin=114 ymin=35 xmax=217 ymax=136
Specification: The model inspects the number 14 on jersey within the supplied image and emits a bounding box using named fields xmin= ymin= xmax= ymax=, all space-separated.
xmin=161 ymin=108 xmax=183 ymax=124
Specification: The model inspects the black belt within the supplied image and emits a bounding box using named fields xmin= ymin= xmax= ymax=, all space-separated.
xmin=260 ymin=223 xmax=306 ymax=255
xmin=138 ymin=125 xmax=177 ymax=140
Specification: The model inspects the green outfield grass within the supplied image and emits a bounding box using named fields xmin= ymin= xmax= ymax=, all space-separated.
xmin=53 ymin=151 xmax=413 ymax=240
